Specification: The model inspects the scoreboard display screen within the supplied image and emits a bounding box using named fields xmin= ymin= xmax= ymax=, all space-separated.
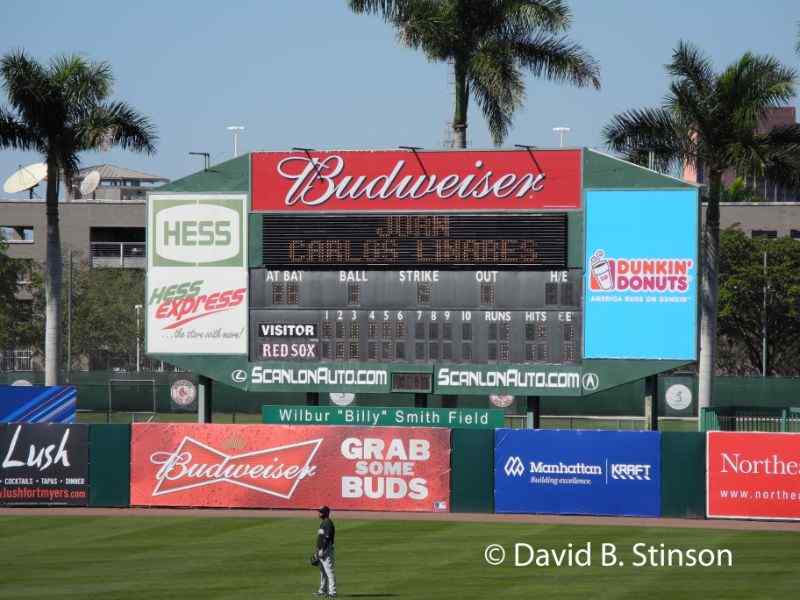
xmin=261 ymin=213 xmax=567 ymax=267
xmin=249 ymin=264 xmax=582 ymax=366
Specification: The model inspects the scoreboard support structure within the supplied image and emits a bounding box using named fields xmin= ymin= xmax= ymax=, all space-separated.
xmin=146 ymin=149 xmax=699 ymax=421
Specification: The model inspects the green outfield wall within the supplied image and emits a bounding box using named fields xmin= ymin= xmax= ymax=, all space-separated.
xmin=660 ymin=432 xmax=706 ymax=518
xmin=450 ymin=429 xmax=494 ymax=513
xmin=89 ymin=424 xmax=131 ymax=507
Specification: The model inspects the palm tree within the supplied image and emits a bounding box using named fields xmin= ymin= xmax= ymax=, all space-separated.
xmin=348 ymin=0 xmax=600 ymax=147
xmin=603 ymin=42 xmax=800 ymax=409
xmin=0 ymin=51 xmax=157 ymax=385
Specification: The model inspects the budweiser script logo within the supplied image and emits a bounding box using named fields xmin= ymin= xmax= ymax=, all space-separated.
xmin=276 ymin=155 xmax=546 ymax=207
xmin=148 ymin=436 xmax=322 ymax=498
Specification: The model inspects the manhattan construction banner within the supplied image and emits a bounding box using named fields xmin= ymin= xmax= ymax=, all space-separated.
xmin=130 ymin=424 xmax=451 ymax=511
xmin=0 ymin=424 xmax=89 ymax=506
xmin=707 ymin=432 xmax=800 ymax=520
xmin=494 ymin=429 xmax=661 ymax=517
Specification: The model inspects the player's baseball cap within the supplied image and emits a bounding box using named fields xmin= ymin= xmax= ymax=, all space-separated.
xmin=318 ymin=506 xmax=330 ymax=517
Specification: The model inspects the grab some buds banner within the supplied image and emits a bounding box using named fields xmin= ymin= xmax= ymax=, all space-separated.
xmin=130 ymin=424 xmax=451 ymax=512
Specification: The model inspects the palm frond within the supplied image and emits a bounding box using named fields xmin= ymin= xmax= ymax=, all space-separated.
xmin=50 ymin=54 xmax=113 ymax=108
xmin=667 ymin=41 xmax=715 ymax=94
xmin=602 ymin=107 xmax=687 ymax=167
xmin=85 ymin=101 xmax=157 ymax=154
xmin=469 ymin=42 xmax=524 ymax=145
xmin=0 ymin=108 xmax=38 ymax=151
xmin=496 ymin=0 xmax=571 ymax=36
xmin=0 ymin=50 xmax=50 ymax=129
xmin=511 ymin=34 xmax=600 ymax=89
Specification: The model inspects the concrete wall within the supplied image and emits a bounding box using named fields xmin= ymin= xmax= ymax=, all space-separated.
xmin=0 ymin=200 xmax=145 ymax=263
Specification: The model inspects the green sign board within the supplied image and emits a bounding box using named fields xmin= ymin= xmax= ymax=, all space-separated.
xmin=262 ymin=405 xmax=504 ymax=429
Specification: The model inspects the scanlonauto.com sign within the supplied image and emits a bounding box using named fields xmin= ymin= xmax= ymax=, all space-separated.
xmin=146 ymin=194 xmax=248 ymax=355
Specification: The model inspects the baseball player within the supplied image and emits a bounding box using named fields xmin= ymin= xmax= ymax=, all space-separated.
xmin=315 ymin=505 xmax=336 ymax=598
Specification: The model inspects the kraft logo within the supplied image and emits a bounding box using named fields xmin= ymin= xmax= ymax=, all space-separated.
xmin=231 ymin=369 xmax=247 ymax=383
xmin=154 ymin=202 xmax=241 ymax=264
xmin=504 ymin=456 xmax=526 ymax=477
xmin=611 ymin=464 xmax=652 ymax=481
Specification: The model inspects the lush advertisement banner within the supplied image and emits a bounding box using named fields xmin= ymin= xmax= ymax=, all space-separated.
xmin=0 ymin=424 xmax=89 ymax=506
xmin=262 ymin=405 xmax=503 ymax=429
xmin=251 ymin=150 xmax=581 ymax=212
xmin=583 ymin=189 xmax=698 ymax=360
xmin=494 ymin=429 xmax=661 ymax=516
xmin=146 ymin=193 xmax=248 ymax=355
xmin=707 ymin=432 xmax=800 ymax=520
xmin=130 ymin=424 xmax=451 ymax=511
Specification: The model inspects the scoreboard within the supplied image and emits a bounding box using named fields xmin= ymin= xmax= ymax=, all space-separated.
xmin=145 ymin=149 xmax=700 ymax=397
xmin=252 ymin=208 xmax=581 ymax=369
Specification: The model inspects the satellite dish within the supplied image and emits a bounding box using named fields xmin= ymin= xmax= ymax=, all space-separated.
xmin=3 ymin=162 xmax=47 ymax=194
xmin=79 ymin=170 xmax=101 ymax=196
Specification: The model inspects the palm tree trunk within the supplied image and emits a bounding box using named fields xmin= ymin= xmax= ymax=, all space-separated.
xmin=698 ymin=170 xmax=722 ymax=410
xmin=44 ymin=158 xmax=62 ymax=386
xmin=452 ymin=57 xmax=468 ymax=149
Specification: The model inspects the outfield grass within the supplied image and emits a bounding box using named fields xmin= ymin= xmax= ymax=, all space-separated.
xmin=0 ymin=516 xmax=796 ymax=599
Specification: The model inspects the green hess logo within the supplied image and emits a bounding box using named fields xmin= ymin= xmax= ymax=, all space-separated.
xmin=151 ymin=197 xmax=244 ymax=266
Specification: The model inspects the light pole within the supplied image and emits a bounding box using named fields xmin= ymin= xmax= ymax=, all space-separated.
xmin=227 ymin=125 xmax=245 ymax=157
xmin=553 ymin=126 xmax=570 ymax=148
xmin=135 ymin=304 xmax=142 ymax=372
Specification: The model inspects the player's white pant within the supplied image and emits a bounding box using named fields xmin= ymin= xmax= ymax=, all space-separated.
xmin=318 ymin=547 xmax=336 ymax=595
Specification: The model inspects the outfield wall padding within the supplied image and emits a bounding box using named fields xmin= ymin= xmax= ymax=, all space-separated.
xmin=660 ymin=432 xmax=705 ymax=518
xmin=89 ymin=424 xmax=131 ymax=507
xmin=450 ymin=429 xmax=494 ymax=513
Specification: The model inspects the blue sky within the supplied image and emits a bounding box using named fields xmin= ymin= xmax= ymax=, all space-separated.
xmin=0 ymin=1 xmax=798 ymax=192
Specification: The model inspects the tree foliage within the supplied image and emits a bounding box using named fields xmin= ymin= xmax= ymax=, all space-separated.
xmin=0 ymin=241 xmax=39 ymax=353
xmin=348 ymin=0 xmax=600 ymax=146
xmin=718 ymin=229 xmax=800 ymax=376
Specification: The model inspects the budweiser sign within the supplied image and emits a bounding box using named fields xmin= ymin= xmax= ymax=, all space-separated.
xmin=251 ymin=150 xmax=581 ymax=212
xmin=130 ymin=424 xmax=451 ymax=511
xmin=149 ymin=436 xmax=321 ymax=498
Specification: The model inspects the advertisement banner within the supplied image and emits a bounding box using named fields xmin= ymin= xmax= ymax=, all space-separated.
xmin=583 ymin=189 xmax=698 ymax=360
xmin=707 ymin=432 xmax=800 ymax=520
xmin=0 ymin=385 xmax=76 ymax=423
xmin=262 ymin=405 xmax=504 ymax=429
xmin=494 ymin=429 xmax=660 ymax=516
xmin=130 ymin=424 xmax=451 ymax=511
xmin=251 ymin=150 xmax=581 ymax=212
xmin=0 ymin=424 xmax=89 ymax=506
xmin=146 ymin=193 xmax=248 ymax=355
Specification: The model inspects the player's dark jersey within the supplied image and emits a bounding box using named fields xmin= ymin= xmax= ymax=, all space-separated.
xmin=316 ymin=518 xmax=335 ymax=552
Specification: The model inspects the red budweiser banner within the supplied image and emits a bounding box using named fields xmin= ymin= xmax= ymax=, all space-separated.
xmin=130 ymin=424 xmax=451 ymax=511
xmin=251 ymin=149 xmax=581 ymax=212
xmin=707 ymin=432 xmax=800 ymax=520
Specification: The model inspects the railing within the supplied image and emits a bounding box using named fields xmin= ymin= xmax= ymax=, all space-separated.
xmin=0 ymin=349 xmax=33 ymax=372
xmin=90 ymin=242 xmax=145 ymax=268
xmin=503 ymin=414 xmax=697 ymax=431
xmin=700 ymin=407 xmax=800 ymax=432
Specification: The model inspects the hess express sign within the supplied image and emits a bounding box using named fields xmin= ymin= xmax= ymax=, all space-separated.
xmin=130 ymin=424 xmax=451 ymax=512
xmin=150 ymin=195 xmax=244 ymax=267
xmin=707 ymin=432 xmax=800 ymax=520
xmin=251 ymin=149 xmax=581 ymax=212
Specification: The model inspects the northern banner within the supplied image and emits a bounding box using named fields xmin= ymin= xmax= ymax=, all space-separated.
xmin=130 ymin=424 xmax=451 ymax=511
xmin=494 ymin=429 xmax=660 ymax=516
xmin=707 ymin=432 xmax=800 ymax=520
xmin=0 ymin=424 xmax=89 ymax=506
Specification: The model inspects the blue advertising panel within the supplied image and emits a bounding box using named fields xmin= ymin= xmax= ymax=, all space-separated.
xmin=0 ymin=385 xmax=76 ymax=423
xmin=494 ymin=429 xmax=661 ymax=516
xmin=583 ymin=189 xmax=698 ymax=360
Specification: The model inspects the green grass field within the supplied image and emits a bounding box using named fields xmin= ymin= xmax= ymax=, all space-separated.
xmin=0 ymin=515 xmax=796 ymax=599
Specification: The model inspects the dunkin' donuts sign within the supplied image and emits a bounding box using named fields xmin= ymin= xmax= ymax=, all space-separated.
xmin=130 ymin=424 xmax=451 ymax=511
xmin=251 ymin=150 xmax=581 ymax=212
